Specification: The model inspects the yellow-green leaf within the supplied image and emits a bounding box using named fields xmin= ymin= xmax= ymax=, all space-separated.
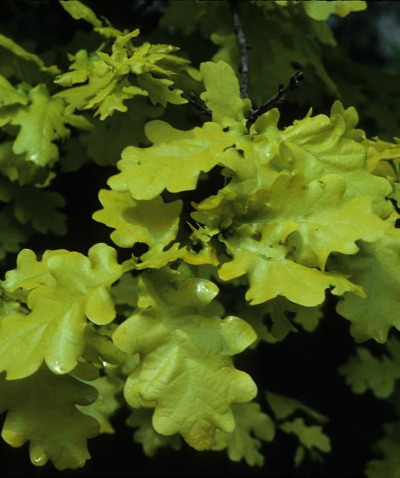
xmin=108 ymin=120 xmax=238 ymax=200
xmin=11 ymin=84 xmax=89 ymax=167
xmin=212 ymin=402 xmax=275 ymax=466
xmin=335 ymin=230 xmax=400 ymax=343
xmin=200 ymin=61 xmax=251 ymax=127
xmin=339 ymin=340 xmax=400 ymax=398
xmin=0 ymin=244 xmax=122 ymax=379
xmin=0 ymin=33 xmax=60 ymax=75
xmin=303 ymin=1 xmax=366 ymax=21
xmin=59 ymin=0 xmax=102 ymax=27
xmin=0 ymin=368 xmax=99 ymax=470
xmin=113 ymin=267 xmax=257 ymax=450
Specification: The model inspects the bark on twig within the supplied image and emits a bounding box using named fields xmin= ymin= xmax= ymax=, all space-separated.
xmin=181 ymin=91 xmax=212 ymax=117
xmin=246 ymin=71 xmax=304 ymax=128
xmin=229 ymin=0 xmax=250 ymax=99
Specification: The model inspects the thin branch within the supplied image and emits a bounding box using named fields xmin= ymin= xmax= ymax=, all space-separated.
xmin=229 ymin=0 xmax=250 ymax=99
xmin=181 ymin=91 xmax=212 ymax=117
xmin=246 ymin=71 xmax=304 ymax=128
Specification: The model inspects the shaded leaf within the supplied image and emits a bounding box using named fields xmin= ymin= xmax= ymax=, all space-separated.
xmin=366 ymin=422 xmax=400 ymax=478
xmin=0 ymin=368 xmax=99 ymax=470
xmin=334 ymin=230 xmax=400 ymax=342
xmin=93 ymin=190 xmax=182 ymax=268
xmin=339 ymin=344 xmax=400 ymax=399
xmin=0 ymin=33 xmax=60 ymax=75
xmin=77 ymin=375 xmax=123 ymax=433
xmin=11 ymin=84 xmax=91 ymax=167
xmin=212 ymin=402 xmax=275 ymax=466
xmin=12 ymin=187 xmax=66 ymax=235
xmin=127 ymin=408 xmax=182 ymax=456
xmin=59 ymin=0 xmax=102 ymax=27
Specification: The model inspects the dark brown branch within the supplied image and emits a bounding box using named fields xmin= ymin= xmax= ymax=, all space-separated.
xmin=246 ymin=71 xmax=304 ymax=128
xmin=181 ymin=91 xmax=212 ymax=117
xmin=229 ymin=0 xmax=249 ymax=99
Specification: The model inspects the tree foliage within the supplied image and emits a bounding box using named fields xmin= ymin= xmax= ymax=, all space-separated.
xmin=1 ymin=0 xmax=400 ymax=475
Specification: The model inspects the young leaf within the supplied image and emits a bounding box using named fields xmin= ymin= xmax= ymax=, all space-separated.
xmin=212 ymin=402 xmax=275 ymax=467
xmin=108 ymin=120 xmax=239 ymax=200
xmin=279 ymin=107 xmax=392 ymax=205
xmin=136 ymin=73 xmax=187 ymax=107
xmin=54 ymin=30 xmax=182 ymax=120
xmin=0 ymin=368 xmax=99 ymax=470
xmin=11 ymin=84 xmax=91 ymax=167
xmin=80 ymin=96 xmax=163 ymax=166
xmin=77 ymin=375 xmax=124 ymax=434
xmin=0 ymin=33 xmax=60 ymax=75
xmin=366 ymin=422 xmax=400 ymax=478
xmin=112 ymin=266 xmax=257 ymax=450
xmin=200 ymin=61 xmax=251 ymax=127
xmin=59 ymin=0 xmax=102 ymax=27
xmin=218 ymin=218 xmax=365 ymax=307
xmin=339 ymin=343 xmax=400 ymax=399
xmin=0 ymin=205 xmax=31 ymax=260
xmin=0 ymin=244 xmax=122 ymax=379
xmin=93 ymin=190 xmax=183 ymax=268
xmin=302 ymin=1 xmax=367 ymax=21
xmin=12 ymin=187 xmax=66 ymax=235
xmin=280 ymin=418 xmax=331 ymax=464
xmin=266 ymin=391 xmax=329 ymax=423
xmin=0 ymin=75 xmax=29 ymax=107
xmin=127 ymin=408 xmax=182 ymax=456
xmin=266 ymin=391 xmax=331 ymax=467
xmin=335 ymin=230 xmax=400 ymax=343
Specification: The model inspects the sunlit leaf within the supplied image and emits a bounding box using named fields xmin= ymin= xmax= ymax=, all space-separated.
xmin=113 ymin=266 xmax=257 ymax=450
xmin=0 ymin=244 xmax=122 ymax=379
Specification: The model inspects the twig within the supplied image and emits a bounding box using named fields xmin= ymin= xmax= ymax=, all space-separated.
xmin=229 ymin=0 xmax=249 ymax=99
xmin=246 ymin=71 xmax=304 ymax=128
xmin=181 ymin=91 xmax=212 ymax=117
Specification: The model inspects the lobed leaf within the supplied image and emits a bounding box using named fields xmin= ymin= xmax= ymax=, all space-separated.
xmin=302 ymin=1 xmax=367 ymax=21
xmin=137 ymin=73 xmax=187 ymax=107
xmin=0 ymin=33 xmax=60 ymax=75
xmin=366 ymin=422 xmax=400 ymax=478
xmin=113 ymin=266 xmax=257 ymax=450
xmin=266 ymin=391 xmax=328 ymax=423
xmin=77 ymin=374 xmax=124 ymax=434
xmin=108 ymin=120 xmax=238 ymax=200
xmin=0 ymin=75 xmax=29 ymax=107
xmin=334 ymin=230 xmax=400 ymax=342
xmin=59 ymin=0 xmax=102 ymax=27
xmin=280 ymin=417 xmax=331 ymax=464
xmin=339 ymin=342 xmax=400 ymax=399
xmin=54 ymin=30 xmax=183 ymax=120
xmin=0 ymin=206 xmax=31 ymax=260
xmin=127 ymin=408 xmax=182 ymax=456
xmin=267 ymin=391 xmax=331 ymax=466
xmin=212 ymin=402 xmax=275 ymax=466
xmin=11 ymin=84 xmax=91 ymax=167
xmin=0 ymin=244 xmax=122 ymax=379
xmin=80 ymin=96 xmax=163 ymax=166
xmin=12 ymin=187 xmax=66 ymax=235
xmin=94 ymin=190 xmax=182 ymax=254
xmin=200 ymin=61 xmax=251 ymax=127
xmin=0 ymin=368 xmax=99 ymax=470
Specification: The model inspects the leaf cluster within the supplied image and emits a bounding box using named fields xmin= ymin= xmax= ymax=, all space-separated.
xmin=1 ymin=1 xmax=400 ymax=475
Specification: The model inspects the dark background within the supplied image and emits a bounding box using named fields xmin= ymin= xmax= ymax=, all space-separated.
xmin=1 ymin=1 xmax=400 ymax=477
